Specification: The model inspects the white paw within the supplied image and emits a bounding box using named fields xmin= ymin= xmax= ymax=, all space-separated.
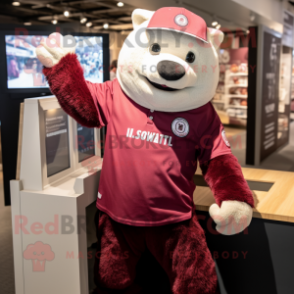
xmin=35 ymin=32 xmax=76 ymax=68
xmin=209 ymin=201 xmax=253 ymax=235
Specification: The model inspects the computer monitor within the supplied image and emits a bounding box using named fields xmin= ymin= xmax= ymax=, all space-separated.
xmin=5 ymin=33 xmax=108 ymax=91
xmin=77 ymin=123 xmax=95 ymax=163
xmin=75 ymin=35 xmax=104 ymax=84
xmin=18 ymin=95 xmax=102 ymax=191
xmin=5 ymin=34 xmax=49 ymax=89
xmin=44 ymin=108 xmax=70 ymax=177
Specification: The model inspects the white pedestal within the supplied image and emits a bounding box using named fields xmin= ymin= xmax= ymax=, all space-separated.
xmin=11 ymin=166 xmax=102 ymax=294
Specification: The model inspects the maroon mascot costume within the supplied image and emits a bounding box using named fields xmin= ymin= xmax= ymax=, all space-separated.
xmin=36 ymin=7 xmax=254 ymax=294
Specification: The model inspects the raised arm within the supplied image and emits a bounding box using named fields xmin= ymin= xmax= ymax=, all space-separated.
xmin=36 ymin=33 xmax=101 ymax=128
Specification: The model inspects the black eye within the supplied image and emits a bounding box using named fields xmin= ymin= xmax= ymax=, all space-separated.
xmin=186 ymin=51 xmax=195 ymax=63
xmin=150 ymin=43 xmax=161 ymax=53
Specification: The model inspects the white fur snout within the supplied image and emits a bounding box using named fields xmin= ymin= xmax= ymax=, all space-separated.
xmin=141 ymin=53 xmax=197 ymax=90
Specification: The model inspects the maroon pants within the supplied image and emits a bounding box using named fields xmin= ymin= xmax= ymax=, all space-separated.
xmin=94 ymin=211 xmax=217 ymax=294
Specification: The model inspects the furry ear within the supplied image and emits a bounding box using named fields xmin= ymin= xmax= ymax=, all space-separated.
xmin=207 ymin=28 xmax=224 ymax=49
xmin=132 ymin=9 xmax=154 ymax=29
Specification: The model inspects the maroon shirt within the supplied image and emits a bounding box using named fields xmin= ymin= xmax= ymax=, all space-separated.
xmin=87 ymin=79 xmax=231 ymax=226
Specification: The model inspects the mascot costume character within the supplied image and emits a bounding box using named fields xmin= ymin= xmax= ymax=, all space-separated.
xmin=36 ymin=7 xmax=254 ymax=294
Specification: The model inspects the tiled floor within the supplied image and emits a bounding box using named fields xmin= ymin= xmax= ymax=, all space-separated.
xmin=260 ymin=122 xmax=294 ymax=171
xmin=225 ymin=122 xmax=294 ymax=171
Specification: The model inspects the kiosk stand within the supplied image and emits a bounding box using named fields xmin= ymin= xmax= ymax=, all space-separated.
xmin=10 ymin=96 xmax=102 ymax=294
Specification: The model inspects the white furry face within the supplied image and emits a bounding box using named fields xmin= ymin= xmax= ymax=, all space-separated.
xmin=117 ymin=10 xmax=223 ymax=112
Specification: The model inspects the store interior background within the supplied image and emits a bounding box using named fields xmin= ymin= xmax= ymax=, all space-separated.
xmin=1 ymin=0 xmax=294 ymax=293
xmin=213 ymin=28 xmax=294 ymax=170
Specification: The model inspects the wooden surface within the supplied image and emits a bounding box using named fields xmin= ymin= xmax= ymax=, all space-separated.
xmin=223 ymin=126 xmax=246 ymax=137
xmin=194 ymin=167 xmax=294 ymax=223
xmin=216 ymin=110 xmax=230 ymax=125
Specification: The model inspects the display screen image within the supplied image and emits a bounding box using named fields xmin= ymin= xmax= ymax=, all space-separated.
xmin=75 ymin=36 xmax=104 ymax=84
xmin=6 ymin=35 xmax=48 ymax=88
xmin=77 ymin=123 xmax=95 ymax=162
xmin=6 ymin=35 xmax=104 ymax=89
xmin=45 ymin=108 xmax=70 ymax=177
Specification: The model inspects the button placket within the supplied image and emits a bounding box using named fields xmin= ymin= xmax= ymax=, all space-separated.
xmin=147 ymin=109 xmax=154 ymax=124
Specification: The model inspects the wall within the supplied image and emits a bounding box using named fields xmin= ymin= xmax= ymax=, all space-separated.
xmin=0 ymin=127 xmax=2 ymax=170
xmin=109 ymin=32 xmax=129 ymax=63
xmin=123 ymin=0 xmax=285 ymax=32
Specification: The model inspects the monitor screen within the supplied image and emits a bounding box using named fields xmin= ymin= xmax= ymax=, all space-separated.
xmin=6 ymin=35 xmax=104 ymax=89
xmin=75 ymin=36 xmax=104 ymax=84
xmin=45 ymin=108 xmax=70 ymax=177
xmin=6 ymin=35 xmax=48 ymax=89
xmin=77 ymin=123 xmax=95 ymax=162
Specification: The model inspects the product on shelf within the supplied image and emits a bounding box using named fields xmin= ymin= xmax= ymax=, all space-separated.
xmin=230 ymin=64 xmax=239 ymax=73
xmin=235 ymin=108 xmax=247 ymax=117
xmin=229 ymin=63 xmax=248 ymax=74
xmin=213 ymin=93 xmax=222 ymax=100
xmin=212 ymin=48 xmax=249 ymax=126
xmin=227 ymin=108 xmax=236 ymax=116
xmin=226 ymin=107 xmax=247 ymax=119
xmin=232 ymin=77 xmax=239 ymax=84
xmin=240 ymin=99 xmax=247 ymax=106
xmin=240 ymin=88 xmax=247 ymax=95
xmin=216 ymin=84 xmax=224 ymax=93
xmin=229 ymin=98 xmax=240 ymax=105
xmin=229 ymin=98 xmax=247 ymax=106
xmin=229 ymin=87 xmax=247 ymax=95
xmin=239 ymin=63 xmax=248 ymax=73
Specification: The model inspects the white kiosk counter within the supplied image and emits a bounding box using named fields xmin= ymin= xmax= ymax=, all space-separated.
xmin=11 ymin=96 xmax=102 ymax=294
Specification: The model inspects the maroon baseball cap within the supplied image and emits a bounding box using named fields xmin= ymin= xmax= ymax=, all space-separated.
xmin=147 ymin=7 xmax=208 ymax=43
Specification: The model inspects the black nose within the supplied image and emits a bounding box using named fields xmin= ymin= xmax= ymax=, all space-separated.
xmin=157 ymin=61 xmax=185 ymax=81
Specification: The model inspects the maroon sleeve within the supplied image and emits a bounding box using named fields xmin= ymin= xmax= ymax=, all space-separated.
xmin=200 ymin=154 xmax=254 ymax=208
xmin=85 ymin=80 xmax=114 ymax=127
xmin=43 ymin=53 xmax=113 ymax=128
xmin=197 ymin=103 xmax=254 ymax=208
xmin=197 ymin=103 xmax=231 ymax=165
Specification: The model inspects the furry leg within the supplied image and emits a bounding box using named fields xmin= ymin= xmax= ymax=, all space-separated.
xmin=93 ymin=211 xmax=145 ymax=293
xmin=145 ymin=211 xmax=218 ymax=294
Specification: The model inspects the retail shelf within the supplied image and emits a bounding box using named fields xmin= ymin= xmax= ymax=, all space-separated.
xmin=228 ymin=114 xmax=247 ymax=118
xmin=226 ymin=84 xmax=248 ymax=87
xmin=228 ymin=113 xmax=247 ymax=117
xmin=227 ymin=105 xmax=247 ymax=109
xmin=229 ymin=72 xmax=248 ymax=76
xmin=212 ymin=100 xmax=225 ymax=103
xmin=228 ymin=95 xmax=248 ymax=98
